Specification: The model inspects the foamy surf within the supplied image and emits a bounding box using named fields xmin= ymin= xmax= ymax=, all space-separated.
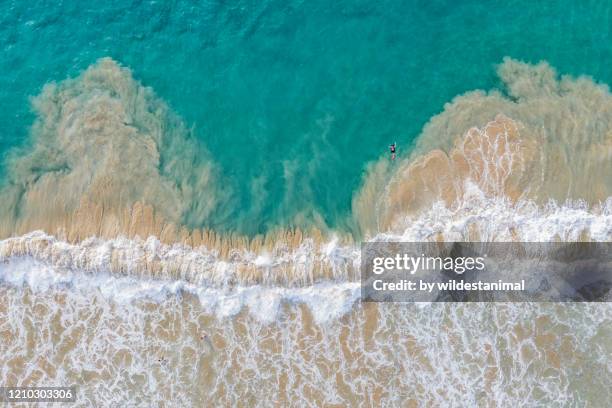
xmin=0 ymin=191 xmax=609 ymax=326
xmin=382 ymin=190 xmax=612 ymax=242
xmin=0 ymin=230 xmax=361 ymax=287
xmin=0 ymin=256 xmax=360 ymax=324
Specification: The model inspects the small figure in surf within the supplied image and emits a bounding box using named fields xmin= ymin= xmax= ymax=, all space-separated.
xmin=389 ymin=142 xmax=397 ymax=161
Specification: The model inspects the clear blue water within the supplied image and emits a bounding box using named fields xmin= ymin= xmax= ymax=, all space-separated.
xmin=1 ymin=0 xmax=611 ymax=234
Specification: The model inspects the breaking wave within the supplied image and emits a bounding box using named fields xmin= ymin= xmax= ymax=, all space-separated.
xmin=0 ymin=190 xmax=609 ymax=323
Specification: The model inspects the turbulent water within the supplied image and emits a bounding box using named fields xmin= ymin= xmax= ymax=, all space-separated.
xmin=1 ymin=1 xmax=612 ymax=407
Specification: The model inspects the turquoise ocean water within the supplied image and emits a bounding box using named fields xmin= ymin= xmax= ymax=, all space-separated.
xmin=1 ymin=0 xmax=611 ymax=234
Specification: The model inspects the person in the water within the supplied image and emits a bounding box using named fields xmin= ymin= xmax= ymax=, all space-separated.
xmin=389 ymin=142 xmax=397 ymax=161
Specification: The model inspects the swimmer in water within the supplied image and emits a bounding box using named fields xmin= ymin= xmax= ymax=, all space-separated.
xmin=389 ymin=142 xmax=397 ymax=161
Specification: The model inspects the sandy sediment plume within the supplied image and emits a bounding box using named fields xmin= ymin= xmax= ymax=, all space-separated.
xmin=355 ymin=58 xmax=612 ymax=234
xmin=0 ymin=58 xmax=352 ymax=265
xmin=0 ymin=57 xmax=228 ymax=240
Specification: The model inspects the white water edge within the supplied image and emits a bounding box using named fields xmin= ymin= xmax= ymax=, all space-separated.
xmin=0 ymin=194 xmax=610 ymax=323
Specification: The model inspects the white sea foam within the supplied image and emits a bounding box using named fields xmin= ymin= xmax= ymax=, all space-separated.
xmin=0 ymin=193 xmax=609 ymax=323
xmin=0 ymin=230 xmax=361 ymax=286
xmin=0 ymin=256 xmax=361 ymax=324
xmin=378 ymin=190 xmax=612 ymax=243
